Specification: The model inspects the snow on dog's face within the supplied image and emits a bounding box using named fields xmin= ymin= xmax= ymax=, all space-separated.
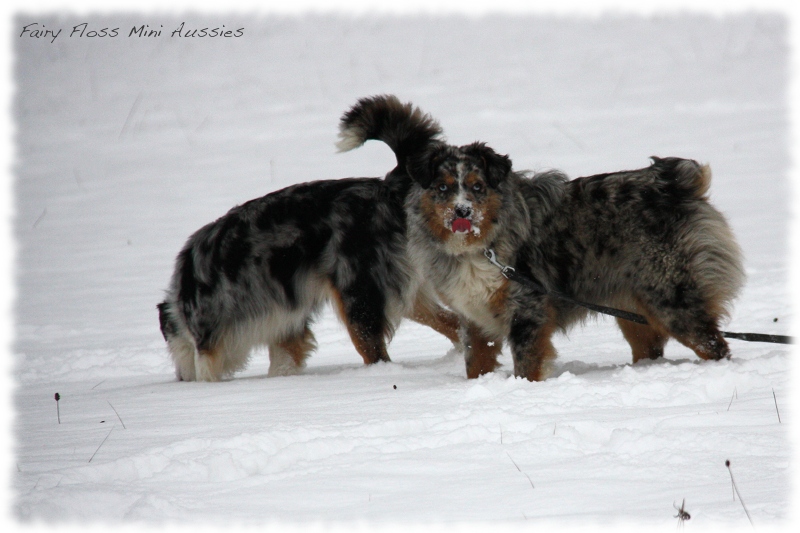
xmin=410 ymin=142 xmax=510 ymax=252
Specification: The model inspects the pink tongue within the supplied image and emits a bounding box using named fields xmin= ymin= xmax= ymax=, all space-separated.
xmin=452 ymin=218 xmax=472 ymax=233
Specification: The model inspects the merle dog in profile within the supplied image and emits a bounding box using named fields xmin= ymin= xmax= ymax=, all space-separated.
xmin=342 ymin=97 xmax=745 ymax=381
xmin=158 ymin=96 xmax=459 ymax=381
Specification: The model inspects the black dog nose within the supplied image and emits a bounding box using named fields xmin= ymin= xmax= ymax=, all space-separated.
xmin=455 ymin=205 xmax=472 ymax=218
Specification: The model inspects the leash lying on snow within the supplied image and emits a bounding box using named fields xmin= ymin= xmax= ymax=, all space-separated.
xmin=483 ymin=248 xmax=793 ymax=345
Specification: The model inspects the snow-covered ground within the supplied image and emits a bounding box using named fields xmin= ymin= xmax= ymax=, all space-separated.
xmin=9 ymin=11 xmax=794 ymax=529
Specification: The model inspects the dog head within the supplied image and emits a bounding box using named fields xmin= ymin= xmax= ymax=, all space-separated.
xmin=407 ymin=141 xmax=512 ymax=251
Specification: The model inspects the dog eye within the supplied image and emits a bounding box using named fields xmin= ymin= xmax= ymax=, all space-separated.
xmin=438 ymin=184 xmax=449 ymax=192
xmin=472 ymin=183 xmax=484 ymax=192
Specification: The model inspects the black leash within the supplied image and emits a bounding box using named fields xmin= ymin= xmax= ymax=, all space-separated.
xmin=483 ymin=249 xmax=793 ymax=345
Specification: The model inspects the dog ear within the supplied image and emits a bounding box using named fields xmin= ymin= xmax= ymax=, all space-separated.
xmin=406 ymin=144 xmax=447 ymax=189
xmin=461 ymin=142 xmax=512 ymax=188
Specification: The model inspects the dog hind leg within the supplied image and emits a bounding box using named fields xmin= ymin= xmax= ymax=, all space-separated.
xmin=268 ymin=324 xmax=317 ymax=377
xmin=331 ymin=287 xmax=391 ymax=364
xmin=616 ymin=317 xmax=669 ymax=363
xmin=635 ymin=298 xmax=731 ymax=361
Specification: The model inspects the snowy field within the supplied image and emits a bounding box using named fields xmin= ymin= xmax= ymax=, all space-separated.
xmin=9 ymin=10 xmax=796 ymax=530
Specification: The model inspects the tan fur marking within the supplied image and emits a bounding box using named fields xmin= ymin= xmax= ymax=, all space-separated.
xmin=630 ymin=299 xmax=729 ymax=361
xmin=277 ymin=327 xmax=316 ymax=367
xmin=616 ymin=318 xmax=668 ymax=363
xmin=464 ymin=323 xmax=503 ymax=379
xmin=525 ymin=323 xmax=558 ymax=382
xmin=407 ymin=296 xmax=461 ymax=345
xmin=419 ymin=191 xmax=454 ymax=243
xmin=463 ymin=187 xmax=503 ymax=248
xmin=696 ymin=164 xmax=712 ymax=198
xmin=487 ymin=276 xmax=509 ymax=320
xmin=674 ymin=328 xmax=730 ymax=361
xmin=196 ymin=345 xmax=225 ymax=382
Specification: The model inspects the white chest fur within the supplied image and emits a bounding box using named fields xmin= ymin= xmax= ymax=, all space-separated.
xmin=438 ymin=251 xmax=508 ymax=337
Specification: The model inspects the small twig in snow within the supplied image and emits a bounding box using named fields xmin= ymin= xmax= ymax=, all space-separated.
xmin=772 ymin=388 xmax=781 ymax=424
xmin=89 ymin=428 xmax=114 ymax=463
xmin=725 ymin=459 xmax=754 ymax=527
xmin=119 ymin=92 xmax=143 ymax=139
xmin=33 ymin=209 xmax=47 ymax=229
xmin=726 ymin=459 xmax=735 ymax=501
xmin=107 ymin=401 xmax=126 ymax=429
xmin=506 ymin=452 xmax=534 ymax=490
xmin=727 ymin=387 xmax=738 ymax=411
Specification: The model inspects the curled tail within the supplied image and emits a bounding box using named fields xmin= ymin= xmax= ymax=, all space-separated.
xmin=337 ymin=95 xmax=443 ymax=170
xmin=650 ymin=156 xmax=712 ymax=199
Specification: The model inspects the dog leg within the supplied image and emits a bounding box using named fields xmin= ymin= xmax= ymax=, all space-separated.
xmin=462 ymin=322 xmax=503 ymax=378
xmin=637 ymin=298 xmax=731 ymax=361
xmin=167 ymin=334 xmax=199 ymax=381
xmin=407 ymin=295 xmax=462 ymax=347
xmin=616 ymin=318 xmax=669 ymax=363
xmin=268 ymin=325 xmax=317 ymax=377
xmin=508 ymin=305 xmax=558 ymax=382
xmin=331 ymin=287 xmax=391 ymax=364
xmin=194 ymin=346 xmax=225 ymax=382
xmin=342 ymin=321 xmax=391 ymax=364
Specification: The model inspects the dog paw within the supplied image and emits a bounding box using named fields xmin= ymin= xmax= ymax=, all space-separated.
xmin=267 ymin=361 xmax=304 ymax=377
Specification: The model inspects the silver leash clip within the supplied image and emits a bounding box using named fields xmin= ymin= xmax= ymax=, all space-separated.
xmin=484 ymin=248 xmax=516 ymax=279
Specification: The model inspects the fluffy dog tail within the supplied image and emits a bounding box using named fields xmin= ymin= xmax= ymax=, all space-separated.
xmin=650 ymin=156 xmax=712 ymax=199
xmin=651 ymin=157 xmax=745 ymax=320
xmin=336 ymin=95 xmax=443 ymax=170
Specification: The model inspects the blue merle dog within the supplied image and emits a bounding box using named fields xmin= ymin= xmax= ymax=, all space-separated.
xmin=158 ymin=96 xmax=459 ymax=381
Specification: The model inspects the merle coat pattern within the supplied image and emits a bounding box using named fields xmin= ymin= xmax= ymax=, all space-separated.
xmin=344 ymin=96 xmax=744 ymax=381
xmin=510 ymin=158 xmax=744 ymax=379
xmin=158 ymin=96 xmax=459 ymax=381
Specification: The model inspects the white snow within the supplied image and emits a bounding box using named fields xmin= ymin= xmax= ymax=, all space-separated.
xmin=8 ymin=10 xmax=795 ymax=530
